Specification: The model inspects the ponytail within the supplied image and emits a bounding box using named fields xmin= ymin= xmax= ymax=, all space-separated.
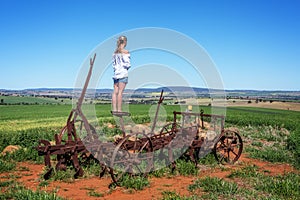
xmin=114 ymin=36 xmax=127 ymax=53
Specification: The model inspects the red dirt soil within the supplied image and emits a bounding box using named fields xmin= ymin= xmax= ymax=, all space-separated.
xmin=0 ymin=154 xmax=297 ymax=200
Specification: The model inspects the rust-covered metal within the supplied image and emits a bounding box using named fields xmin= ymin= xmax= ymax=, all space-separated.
xmin=36 ymin=54 xmax=97 ymax=179
xmin=36 ymin=55 xmax=243 ymax=187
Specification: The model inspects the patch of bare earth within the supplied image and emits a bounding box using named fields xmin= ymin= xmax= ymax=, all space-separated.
xmin=226 ymin=100 xmax=300 ymax=111
xmin=0 ymin=154 xmax=298 ymax=200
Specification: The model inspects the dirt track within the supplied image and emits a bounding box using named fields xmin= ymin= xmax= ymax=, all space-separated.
xmin=0 ymin=154 xmax=297 ymax=200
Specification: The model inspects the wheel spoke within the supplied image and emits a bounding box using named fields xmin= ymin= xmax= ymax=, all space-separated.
xmin=230 ymin=149 xmax=239 ymax=157
xmin=137 ymin=140 xmax=149 ymax=154
xmin=219 ymin=153 xmax=225 ymax=162
xmin=227 ymin=150 xmax=231 ymax=162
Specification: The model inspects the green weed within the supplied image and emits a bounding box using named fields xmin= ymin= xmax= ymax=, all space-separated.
xmin=87 ymin=190 xmax=103 ymax=197
xmin=150 ymin=166 xmax=171 ymax=178
xmin=47 ymin=167 xmax=74 ymax=183
xmin=161 ymin=191 xmax=194 ymax=200
xmin=197 ymin=153 xmax=218 ymax=166
xmin=176 ymin=159 xmax=198 ymax=176
xmin=287 ymin=128 xmax=300 ymax=168
xmin=0 ymin=182 xmax=64 ymax=200
xmin=256 ymin=172 xmax=300 ymax=198
xmin=188 ymin=177 xmax=239 ymax=196
xmin=119 ymin=174 xmax=150 ymax=190
xmin=246 ymin=146 xmax=294 ymax=163
xmin=0 ymin=158 xmax=16 ymax=173
xmin=227 ymin=165 xmax=260 ymax=179
xmin=0 ymin=180 xmax=14 ymax=188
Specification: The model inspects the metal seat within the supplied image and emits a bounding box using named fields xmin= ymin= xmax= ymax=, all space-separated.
xmin=111 ymin=111 xmax=131 ymax=117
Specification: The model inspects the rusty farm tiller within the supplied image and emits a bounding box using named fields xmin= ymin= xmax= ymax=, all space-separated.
xmin=36 ymin=54 xmax=243 ymax=187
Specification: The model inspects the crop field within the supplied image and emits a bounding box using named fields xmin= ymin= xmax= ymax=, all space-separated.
xmin=0 ymin=102 xmax=300 ymax=200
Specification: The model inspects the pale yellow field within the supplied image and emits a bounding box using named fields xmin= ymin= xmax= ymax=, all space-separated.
xmin=226 ymin=100 xmax=300 ymax=111
xmin=186 ymin=98 xmax=300 ymax=111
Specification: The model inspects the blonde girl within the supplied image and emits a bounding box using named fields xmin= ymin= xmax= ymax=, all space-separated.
xmin=112 ymin=36 xmax=131 ymax=112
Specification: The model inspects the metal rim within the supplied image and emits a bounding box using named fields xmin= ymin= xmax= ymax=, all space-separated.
xmin=109 ymin=132 xmax=153 ymax=186
xmin=213 ymin=129 xmax=243 ymax=164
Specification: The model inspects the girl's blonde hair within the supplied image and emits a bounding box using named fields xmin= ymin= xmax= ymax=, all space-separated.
xmin=114 ymin=36 xmax=127 ymax=53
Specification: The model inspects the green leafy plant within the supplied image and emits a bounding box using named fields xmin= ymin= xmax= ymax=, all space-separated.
xmin=246 ymin=146 xmax=293 ymax=163
xmin=255 ymin=172 xmax=300 ymax=198
xmin=161 ymin=191 xmax=194 ymax=200
xmin=87 ymin=190 xmax=103 ymax=197
xmin=188 ymin=177 xmax=238 ymax=196
xmin=119 ymin=174 xmax=150 ymax=190
xmin=227 ymin=165 xmax=260 ymax=179
xmin=0 ymin=158 xmax=16 ymax=173
xmin=0 ymin=182 xmax=64 ymax=200
xmin=176 ymin=159 xmax=198 ymax=176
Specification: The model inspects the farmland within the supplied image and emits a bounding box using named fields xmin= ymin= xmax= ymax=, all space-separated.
xmin=0 ymin=101 xmax=300 ymax=199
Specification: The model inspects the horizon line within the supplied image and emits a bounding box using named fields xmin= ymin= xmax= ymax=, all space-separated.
xmin=1 ymin=86 xmax=299 ymax=92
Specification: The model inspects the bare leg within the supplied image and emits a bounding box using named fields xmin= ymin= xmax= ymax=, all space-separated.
xmin=112 ymin=83 xmax=119 ymax=111
xmin=117 ymin=82 xmax=126 ymax=112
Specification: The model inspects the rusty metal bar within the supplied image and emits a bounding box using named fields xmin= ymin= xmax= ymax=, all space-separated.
xmin=150 ymin=90 xmax=164 ymax=133
xmin=73 ymin=54 xmax=97 ymax=137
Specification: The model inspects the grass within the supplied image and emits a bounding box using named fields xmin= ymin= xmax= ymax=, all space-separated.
xmin=188 ymin=177 xmax=239 ymax=196
xmin=0 ymin=103 xmax=300 ymax=199
xmin=0 ymin=159 xmax=16 ymax=173
xmin=0 ymin=180 xmax=14 ymax=187
xmin=81 ymin=160 xmax=102 ymax=178
xmin=226 ymin=106 xmax=300 ymax=131
xmin=246 ymin=145 xmax=294 ymax=163
xmin=186 ymin=171 xmax=300 ymax=200
xmin=0 ymin=104 xmax=299 ymax=169
xmin=150 ymin=165 xmax=173 ymax=178
xmin=227 ymin=165 xmax=260 ymax=179
xmin=287 ymin=128 xmax=300 ymax=168
xmin=256 ymin=172 xmax=300 ymax=198
xmin=175 ymin=159 xmax=198 ymax=176
xmin=47 ymin=167 xmax=75 ymax=183
xmin=87 ymin=190 xmax=104 ymax=197
xmin=161 ymin=191 xmax=195 ymax=200
xmin=117 ymin=174 xmax=150 ymax=190
xmin=0 ymin=181 xmax=64 ymax=200
xmin=0 ymin=95 xmax=70 ymax=105
xmin=226 ymin=165 xmax=300 ymax=199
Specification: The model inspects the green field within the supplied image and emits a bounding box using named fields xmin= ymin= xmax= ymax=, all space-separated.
xmin=0 ymin=103 xmax=300 ymax=199
xmin=0 ymin=103 xmax=299 ymax=166
xmin=1 ymin=103 xmax=299 ymax=133
xmin=0 ymin=95 xmax=72 ymax=105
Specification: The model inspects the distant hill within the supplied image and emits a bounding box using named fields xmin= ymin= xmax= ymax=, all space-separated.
xmin=1 ymin=87 xmax=299 ymax=101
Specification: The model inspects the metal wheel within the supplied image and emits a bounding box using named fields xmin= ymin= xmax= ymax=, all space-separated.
xmin=109 ymin=132 xmax=153 ymax=186
xmin=213 ymin=129 xmax=243 ymax=164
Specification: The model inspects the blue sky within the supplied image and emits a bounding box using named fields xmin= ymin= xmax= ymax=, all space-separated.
xmin=0 ymin=0 xmax=299 ymax=91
